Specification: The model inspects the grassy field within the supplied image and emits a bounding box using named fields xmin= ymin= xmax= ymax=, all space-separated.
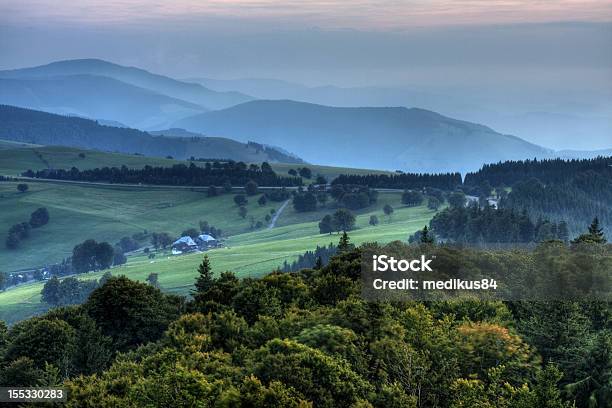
xmin=0 ymin=191 xmax=434 ymax=323
xmin=0 ymin=144 xmax=392 ymax=181
xmin=0 ymin=147 xmax=407 ymax=324
xmin=0 ymin=180 xmax=287 ymax=271
xmin=0 ymin=145 xmax=182 ymax=176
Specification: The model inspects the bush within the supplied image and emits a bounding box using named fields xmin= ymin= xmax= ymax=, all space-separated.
xmin=29 ymin=207 xmax=50 ymax=228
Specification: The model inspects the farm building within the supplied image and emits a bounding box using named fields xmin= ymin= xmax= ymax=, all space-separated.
xmin=172 ymin=236 xmax=198 ymax=254
xmin=196 ymin=234 xmax=217 ymax=248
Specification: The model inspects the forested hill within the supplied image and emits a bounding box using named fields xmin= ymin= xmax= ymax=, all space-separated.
xmin=464 ymin=156 xmax=612 ymax=186
xmin=0 ymin=105 xmax=302 ymax=164
xmin=174 ymin=99 xmax=551 ymax=173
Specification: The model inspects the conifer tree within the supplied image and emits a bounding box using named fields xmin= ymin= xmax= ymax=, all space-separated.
xmin=338 ymin=231 xmax=352 ymax=253
xmin=420 ymin=226 xmax=435 ymax=244
xmin=588 ymin=217 xmax=606 ymax=243
xmin=194 ymin=255 xmax=213 ymax=294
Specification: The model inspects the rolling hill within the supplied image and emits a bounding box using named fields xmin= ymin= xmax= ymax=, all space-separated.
xmin=0 ymin=105 xmax=302 ymax=164
xmin=0 ymin=75 xmax=204 ymax=129
xmin=0 ymin=59 xmax=253 ymax=111
xmin=175 ymin=99 xmax=552 ymax=173
xmin=190 ymin=77 xmax=612 ymax=151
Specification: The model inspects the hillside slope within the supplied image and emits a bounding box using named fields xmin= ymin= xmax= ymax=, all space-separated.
xmin=0 ymin=105 xmax=302 ymax=163
xmin=0 ymin=59 xmax=253 ymax=111
xmin=0 ymin=75 xmax=204 ymax=129
xmin=175 ymin=100 xmax=551 ymax=173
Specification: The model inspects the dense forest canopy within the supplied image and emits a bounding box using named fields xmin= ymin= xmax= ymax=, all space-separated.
xmin=464 ymin=156 xmax=612 ymax=187
xmin=0 ymin=236 xmax=610 ymax=407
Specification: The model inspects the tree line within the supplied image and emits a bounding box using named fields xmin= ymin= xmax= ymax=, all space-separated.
xmin=25 ymin=161 xmax=302 ymax=187
xmin=464 ymin=156 xmax=612 ymax=187
xmin=332 ymin=171 xmax=462 ymax=190
xmin=5 ymin=207 xmax=50 ymax=249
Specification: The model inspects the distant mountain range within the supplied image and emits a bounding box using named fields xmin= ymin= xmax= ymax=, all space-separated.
xmin=0 ymin=105 xmax=302 ymax=164
xmin=189 ymin=77 xmax=612 ymax=151
xmin=175 ymin=99 xmax=556 ymax=173
xmin=0 ymin=75 xmax=203 ymax=129
xmin=2 ymin=59 xmax=608 ymax=173
xmin=0 ymin=59 xmax=254 ymax=129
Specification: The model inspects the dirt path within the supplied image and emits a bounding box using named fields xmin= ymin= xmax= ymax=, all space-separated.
xmin=268 ymin=199 xmax=290 ymax=229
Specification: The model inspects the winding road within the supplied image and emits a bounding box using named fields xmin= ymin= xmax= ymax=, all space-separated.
xmin=267 ymin=199 xmax=290 ymax=229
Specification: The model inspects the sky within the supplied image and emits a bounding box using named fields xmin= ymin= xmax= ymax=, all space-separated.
xmin=1 ymin=0 xmax=611 ymax=81
xmin=0 ymin=0 xmax=610 ymax=149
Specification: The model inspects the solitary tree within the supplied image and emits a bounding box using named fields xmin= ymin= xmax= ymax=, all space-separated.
xmin=29 ymin=207 xmax=50 ymax=228
xmin=258 ymin=195 xmax=268 ymax=206
xmin=239 ymin=206 xmax=248 ymax=219
xmin=17 ymin=183 xmax=29 ymax=193
xmin=369 ymin=215 xmax=379 ymax=226
xmin=318 ymin=215 xmax=334 ymax=234
xmin=332 ymin=208 xmax=355 ymax=232
xmin=194 ymin=255 xmax=213 ymax=294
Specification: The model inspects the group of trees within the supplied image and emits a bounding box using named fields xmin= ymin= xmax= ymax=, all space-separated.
xmin=71 ymin=239 xmax=115 ymax=274
xmin=41 ymin=275 xmax=103 ymax=306
xmin=5 ymin=207 xmax=50 ymax=249
xmin=3 ymin=233 xmax=609 ymax=407
xmin=464 ymin=156 xmax=612 ymax=187
xmin=319 ymin=208 xmax=356 ymax=233
xmin=26 ymin=161 xmax=302 ymax=188
xmin=430 ymin=204 xmax=570 ymax=244
xmin=500 ymin=173 xmax=612 ymax=236
xmin=280 ymin=243 xmax=338 ymax=272
xmin=288 ymin=166 xmax=313 ymax=179
xmin=332 ymin=171 xmax=462 ymax=190
xmin=292 ymin=191 xmax=319 ymax=212
xmin=151 ymin=232 xmax=173 ymax=249
xmin=330 ymin=184 xmax=378 ymax=211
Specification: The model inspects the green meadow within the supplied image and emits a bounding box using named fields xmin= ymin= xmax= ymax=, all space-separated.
xmin=0 ymin=143 xmax=391 ymax=180
xmin=0 ymin=145 xmax=416 ymax=323
xmin=0 ymin=186 xmax=434 ymax=323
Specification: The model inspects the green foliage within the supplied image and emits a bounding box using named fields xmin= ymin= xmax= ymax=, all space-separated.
xmin=402 ymin=190 xmax=424 ymax=207
xmin=249 ymin=338 xmax=372 ymax=407
xmin=72 ymin=239 xmax=115 ymax=273
xmin=29 ymin=207 xmax=50 ymax=228
xmin=85 ymin=276 xmax=182 ymax=351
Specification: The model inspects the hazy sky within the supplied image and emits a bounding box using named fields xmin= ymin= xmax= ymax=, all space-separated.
xmin=0 ymin=0 xmax=610 ymax=150
xmin=1 ymin=0 xmax=611 ymax=84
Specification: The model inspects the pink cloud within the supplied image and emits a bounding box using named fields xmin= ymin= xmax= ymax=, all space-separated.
xmin=2 ymin=0 xmax=611 ymax=28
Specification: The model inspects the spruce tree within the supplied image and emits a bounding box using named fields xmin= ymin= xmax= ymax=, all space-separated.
xmin=588 ymin=217 xmax=606 ymax=243
xmin=338 ymin=231 xmax=352 ymax=253
xmin=194 ymin=255 xmax=213 ymax=294
xmin=420 ymin=226 xmax=435 ymax=244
